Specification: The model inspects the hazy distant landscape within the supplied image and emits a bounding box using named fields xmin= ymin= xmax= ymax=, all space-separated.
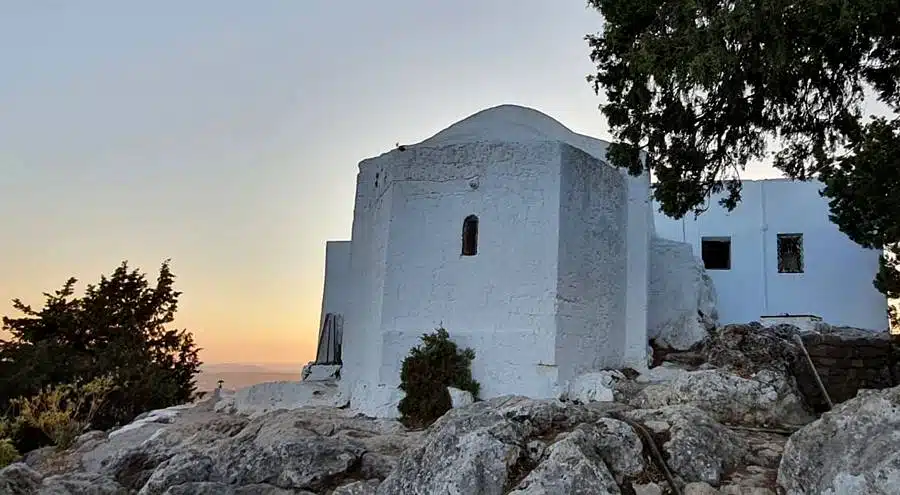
xmin=196 ymin=363 xmax=302 ymax=392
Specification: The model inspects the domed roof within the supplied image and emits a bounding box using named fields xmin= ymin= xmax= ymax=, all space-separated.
xmin=411 ymin=104 xmax=611 ymax=163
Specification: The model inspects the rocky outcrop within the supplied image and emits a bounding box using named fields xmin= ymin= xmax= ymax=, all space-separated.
xmin=377 ymin=397 xmax=639 ymax=494
xmin=628 ymin=368 xmax=813 ymax=426
xmin=778 ymin=384 xmax=900 ymax=494
xmin=6 ymin=324 xmax=897 ymax=494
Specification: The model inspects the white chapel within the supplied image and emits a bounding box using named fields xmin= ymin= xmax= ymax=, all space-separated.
xmin=315 ymin=104 xmax=888 ymax=417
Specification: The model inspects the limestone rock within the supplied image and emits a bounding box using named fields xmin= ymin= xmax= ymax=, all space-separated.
xmin=90 ymin=405 xmax=415 ymax=494
xmin=507 ymin=424 xmax=621 ymax=494
xmin=683 ymin=481 xmax=719 ymax=494
xmin=229 ymin=380 xmax=349 ymax=417
xmin=332 ymin=479 xmax=380 ymax=494
xmin=301 ymin=363 xmax=342 ymax=382
xmin=0 ymin=463 xmax=42 ymax=494
xmin=160 ymin=482 xmax=312 ymax=494
xmin=560 ymin=371 xmax=624 ymax=404
xmin=648 ymin=237 xmax=718 ymax=350
xmin=625 ymin=405 xmax=750 ymax=486
xmin=39 ymin=471 xmax=126 ymax=494
xmin=377 ymin=396 xmax=623 ymax=495
xmin=0 ymin=463 xmax=127 ymax=495
xmin=633 ymin=482 xmax=664 ymax=495
xmin=630 ymin=368 xmax=812 ymax=426
xmin=447 ymin=387 xmax=474 ymax=408
xmin=778 ymin=384 xmax=900 ymax=494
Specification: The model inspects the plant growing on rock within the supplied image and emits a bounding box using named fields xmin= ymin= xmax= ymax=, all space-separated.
xmin=0 ymin=419 xmax=20 ymax=468
xmin=10 ymin=375 xmax=115 ymax=450
xmin=398 ymin=327 xmax=480 ymax=428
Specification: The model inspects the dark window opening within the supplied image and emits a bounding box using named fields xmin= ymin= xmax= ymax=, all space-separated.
xmin=462 ymin=215 xmax=478 ymax=256
xmin=778 ymin=233 xmax=804 ymax=273
xmin=701 ymin=237 xmax=731 ymax=270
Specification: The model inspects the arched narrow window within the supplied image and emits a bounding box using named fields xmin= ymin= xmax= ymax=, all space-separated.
xmin=461 ymin=215 xmax=479 ymax=256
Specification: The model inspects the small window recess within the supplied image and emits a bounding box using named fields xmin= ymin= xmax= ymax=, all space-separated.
xmin=701 ymin=236 xmax=731 ymax=270
xmin=777 ymin=233 xmax=804 ymax=273
xmin=461 ymin=215 xmax=478 ymax=256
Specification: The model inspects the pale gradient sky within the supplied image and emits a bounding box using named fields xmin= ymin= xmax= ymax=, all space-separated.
xmin=0 ymin=1 xmax=787 ymax=366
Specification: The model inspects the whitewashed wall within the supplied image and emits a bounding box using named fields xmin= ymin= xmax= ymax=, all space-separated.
xmin=556 ymin=144 xmax=628 ymax=382
xmin=654 ymin=179 xmax=888 ymax=330
xmin=373 ymin=141 xmax=563 ymax=399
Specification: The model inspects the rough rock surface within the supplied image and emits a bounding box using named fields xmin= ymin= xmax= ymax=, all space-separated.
xmin=377 ymin=396 xmax=643 ymax=495
xmin=215 ymin=380 xmax=349 ymax=417
xmin=560 ymin=371 xmax=624 ymax=404
xmin=447 ymin=387 xmax=474 ymax=408
xmin=648 ymin=237 xmax=719 ymax=350
xmin=625 ymin=405 xmax=750 ymax=486
xmin=778 ymin=384 xmax=900 ymax=494
xmin=628 ymin=368 xmax=813 ymax=426
xmin=10 ymin=324 xmax=896 ymax=495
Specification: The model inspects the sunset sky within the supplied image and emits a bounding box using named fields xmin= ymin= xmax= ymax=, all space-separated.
xmin=0 ymin=1 xmax=795 ymax=366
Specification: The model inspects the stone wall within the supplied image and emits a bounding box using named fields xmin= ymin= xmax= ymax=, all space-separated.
xmin=796 ymin=330 xmax=900 ymax=412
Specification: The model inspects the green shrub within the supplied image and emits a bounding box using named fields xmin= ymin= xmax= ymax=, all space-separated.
xmin=0 ymin=260 xmax=202 ymax=442
xmin=10 ymin=376 xmax=115 ymax=450
xmin=398 ymin=327 xmax=480 ymax=428
xmin=0 ymin=419 xmax=20 ymax=468
xmin=0 ymin=438 xmax=19 ymax=468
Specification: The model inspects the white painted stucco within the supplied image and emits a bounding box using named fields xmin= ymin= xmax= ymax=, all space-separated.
xmin=654 ymin=179 xmax=888 ymax=331
xmin=323 ymin=105 xmax=654 ymax=416
xmin=317 ymin=106 xmax=891 ymax=418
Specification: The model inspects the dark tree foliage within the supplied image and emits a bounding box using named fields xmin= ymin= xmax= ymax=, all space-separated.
xmin=586 ymin=0 xmax=899 ymax=217
xmin=397 ymin=327 xmax=480 ymax=428
xmin=587 ymin=0 xmax=900 ymax=317
xmin=0 ymin=260 xmax=202 ymax=439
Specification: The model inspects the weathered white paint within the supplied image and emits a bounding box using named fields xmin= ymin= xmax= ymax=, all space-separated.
xmin=654 ymin=179 xmax=888 ymax=331
xmin=324 ymin=105 xmax=653 ymax=416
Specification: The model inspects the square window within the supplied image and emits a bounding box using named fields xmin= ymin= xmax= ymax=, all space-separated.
xmin=701 ymin=237 xmax=731 ymax=270
xmin=778 ymin=233 xmax=803 ymax=273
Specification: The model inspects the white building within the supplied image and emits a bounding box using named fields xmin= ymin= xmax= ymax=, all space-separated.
xmin=654 ymin=179 xmax=889 ymax=331
xmin=316 ymin=104 xmax=888 ymax=416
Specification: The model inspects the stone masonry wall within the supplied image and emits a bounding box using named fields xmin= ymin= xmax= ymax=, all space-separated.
xmin=797 ymin=330 xmax=900 ymax=412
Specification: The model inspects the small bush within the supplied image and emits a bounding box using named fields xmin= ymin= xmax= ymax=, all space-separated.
xmin=0 ymin=420 xmax=20 ymax=468
xmin=0 ymin=438 xmax=19 ymax=468
xmin=10 ymin=376 xmax=115 ymax=450
xmin=398 ymin=327 xmax=480 ymax=428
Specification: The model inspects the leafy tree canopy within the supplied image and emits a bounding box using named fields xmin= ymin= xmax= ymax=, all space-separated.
xmin=0 ymin=260 xmax=201 ymax=445
xmin=586 ymin=0 xmax=900 ymax=311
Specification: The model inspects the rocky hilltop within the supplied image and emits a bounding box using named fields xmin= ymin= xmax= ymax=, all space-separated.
xmin=1 ymin=323 xmax=898 ymax=495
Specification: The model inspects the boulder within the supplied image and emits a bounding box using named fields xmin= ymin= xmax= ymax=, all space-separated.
xmin=560 ymin=371 xmax=624 ymax=404
xmin=648 ymin=237 xmax=718 ymax=350
xmin=0 ymin=463 xmax=42 ymax=494
xmin=87 ymin=405 xmax=416 ymax=494
xmin=0 ymin=463 xmax=126 ymax=495
xmin=377 ymin=396 xmax=644 ymax=495
xmin=506 ymin=424 xmax=621 ymax=494
xmin=778 ymin=384 xmax=900 ymax=494
xmin=625 ymin=405 xmax=750 ymax=486
xmin=630 ymin=368 xmax=813 ymax=426
xmin=447 ymin=387 xmax=475 ymax=408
